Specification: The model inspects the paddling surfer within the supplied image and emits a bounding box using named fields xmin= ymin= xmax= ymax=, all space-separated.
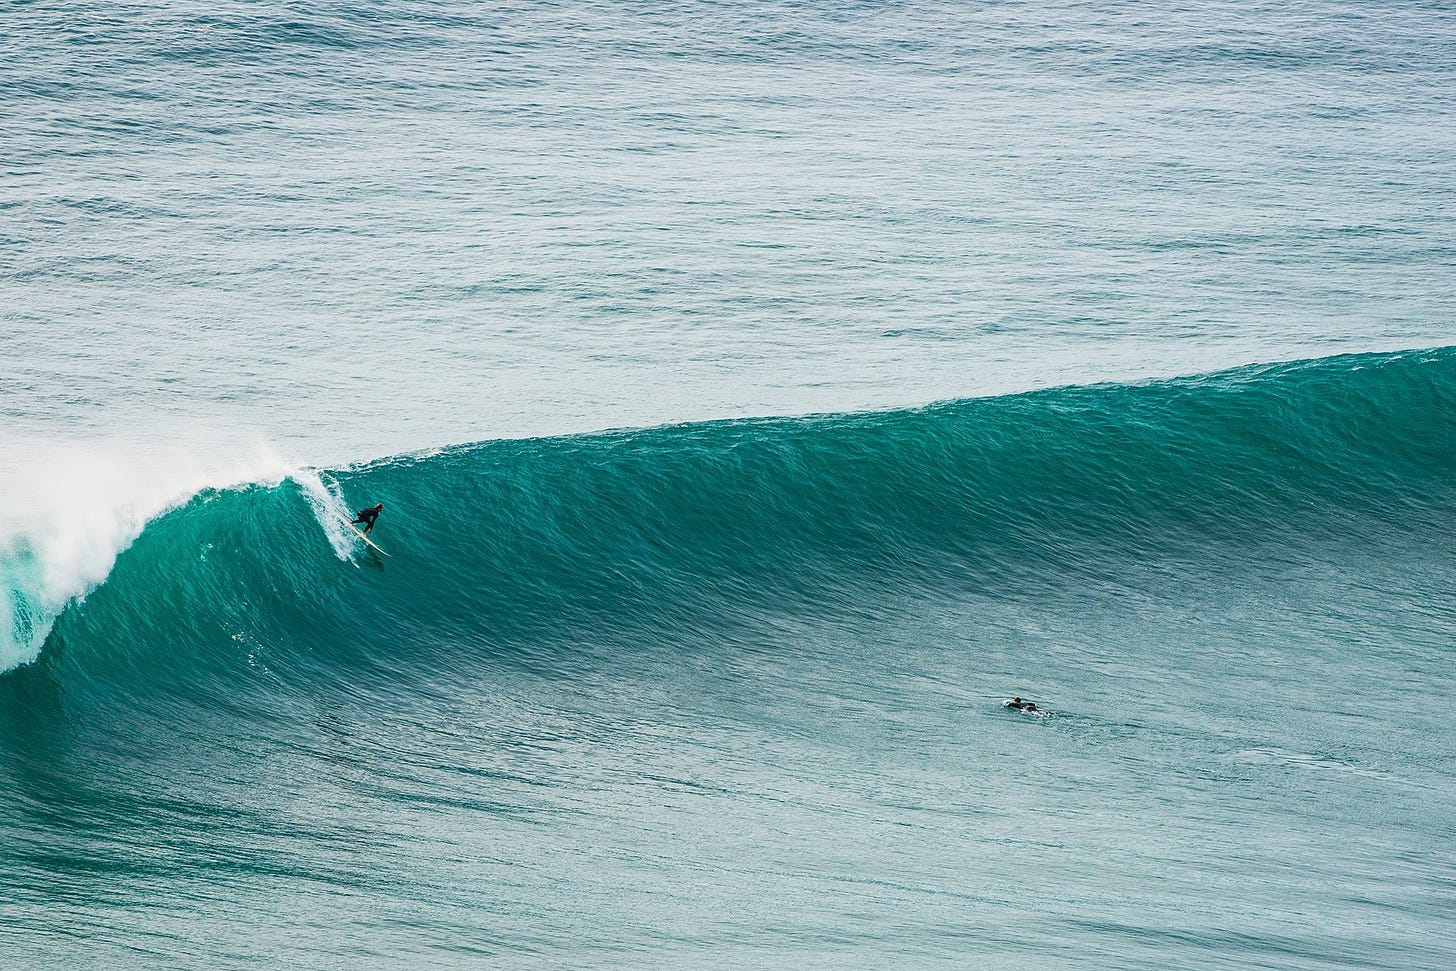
xmin=350 ymin=502 xmax=384 ymax=535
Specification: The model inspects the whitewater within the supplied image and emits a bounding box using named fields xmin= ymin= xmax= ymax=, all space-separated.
xmin=3 ymin=1 xmax=1455 ymax=967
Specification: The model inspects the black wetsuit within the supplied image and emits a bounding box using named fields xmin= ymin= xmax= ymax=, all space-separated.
xmin=351 ymin=505 xmax=382 ymax=534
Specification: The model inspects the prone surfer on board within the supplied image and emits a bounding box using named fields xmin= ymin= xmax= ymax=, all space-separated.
xmin=1005 ymin=697 xmax=1040 ymax=713
xmin=350 ymin=502 xmax=384 ymax=535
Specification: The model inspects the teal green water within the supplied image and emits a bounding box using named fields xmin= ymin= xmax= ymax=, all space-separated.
xmin=4 ymin=351 xmax=1456 ymax=966
xmin=4 ymin=0 xmax=1456 ymax=966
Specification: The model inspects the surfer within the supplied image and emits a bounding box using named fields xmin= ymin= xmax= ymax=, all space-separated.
xmin=1006 ymin=697 xmax=1040 ymax=712
xmin=350 ymin=502 xmax=384 ymax=535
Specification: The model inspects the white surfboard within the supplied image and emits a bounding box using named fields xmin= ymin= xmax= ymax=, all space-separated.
xmin=340 ymin=518 xmax=389 ymax=556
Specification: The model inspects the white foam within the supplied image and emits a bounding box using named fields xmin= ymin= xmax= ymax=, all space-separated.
xmin=0 ymin=433 xmax=290 ymax=672
xmin=292 ymin=467 xmax=359 ymax=562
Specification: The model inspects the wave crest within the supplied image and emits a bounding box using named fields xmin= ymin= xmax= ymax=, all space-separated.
xmin=8 ymin=348 xmax=1455 ymax=678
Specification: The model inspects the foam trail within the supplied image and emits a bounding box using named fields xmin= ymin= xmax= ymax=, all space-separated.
xmin=294 ymin=469 xmax=358 ymax=562
xmin=0 ymin=437 xmax=288 ymax=671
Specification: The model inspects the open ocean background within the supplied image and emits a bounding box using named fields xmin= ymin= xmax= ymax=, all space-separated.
xmin=3 ymin=0 xmax=1455 ymax=966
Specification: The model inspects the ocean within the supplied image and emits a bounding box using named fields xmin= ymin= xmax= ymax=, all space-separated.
xmin=2 ymin=1 xmax=1455 ymax=967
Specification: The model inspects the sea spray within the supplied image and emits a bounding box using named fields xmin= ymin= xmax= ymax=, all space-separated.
xmin=0 ymin=436 xmax=289 ymax=671
xmin=294 ymin=468 xmax=360 ymax=562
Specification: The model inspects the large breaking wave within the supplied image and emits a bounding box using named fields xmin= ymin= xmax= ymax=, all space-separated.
xmin=6 ymin=347 xmax=1454 ymax=689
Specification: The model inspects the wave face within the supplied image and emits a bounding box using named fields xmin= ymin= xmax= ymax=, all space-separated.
xmin=31 ymin=347 xmax=1456 ymax=682
xmin=5 ymin=350 xmax=1456 ymax=966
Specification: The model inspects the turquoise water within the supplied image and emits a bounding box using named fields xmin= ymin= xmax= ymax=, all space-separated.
xmin=4 ymin=1 xmax=1455 ymax=967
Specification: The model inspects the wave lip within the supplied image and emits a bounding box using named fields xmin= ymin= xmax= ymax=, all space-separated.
xmin=0 ymin=439 xmax=288 ymax=672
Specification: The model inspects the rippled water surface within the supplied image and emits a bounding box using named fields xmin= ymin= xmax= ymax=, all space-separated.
xmin=3 ymin=1 xmax=1455 ymax=967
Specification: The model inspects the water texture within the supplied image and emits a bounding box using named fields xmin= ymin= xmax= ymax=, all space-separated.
xmin=4 ymin=0 xmax=1454 ymax=453
xmin=3 ymin=1 xmax=1455 ymax=967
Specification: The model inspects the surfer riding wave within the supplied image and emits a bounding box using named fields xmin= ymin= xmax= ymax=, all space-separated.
xmin=350 ymin=502 xmax=384 ymax=535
